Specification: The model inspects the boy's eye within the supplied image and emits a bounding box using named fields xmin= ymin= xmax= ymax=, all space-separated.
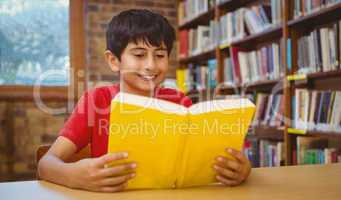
xmin=134 ymin=54 xmax=145 ymax=58
xmin=156 ymin=54 xmax=165 ymax=58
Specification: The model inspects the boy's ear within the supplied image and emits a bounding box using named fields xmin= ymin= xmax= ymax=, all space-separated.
xmin=104 ymin=50 xmax=120 ymax=72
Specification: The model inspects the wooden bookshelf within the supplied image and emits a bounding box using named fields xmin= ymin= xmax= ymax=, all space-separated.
xmin=287 ymin=128 xmax=341 ymax=138
xmin=219 ymin=84 xmax=241 ymax=94
xmin=288 ymin=70 xmax=341 ymax=90
xmin=179 ymin=49 xmax=215 ymax=64
xmin=244 ymin=79 xmax=283 ymax=92
xmin=230 ymin=25 xmax=282 ymax=49
xmin=288 ymin=70 xmax=341 ymax=81
xmin=178 ymin=8 xmax=215 ymax=30
xmin=176 ymin=0 xmax=341 ymax=166
xmin=250 ymin=125 xmax=284 ymax=140
xmin=218 ymin=0 xmax=256 ymax=12
xmin=288 ymin=3 xmax=341 ymax=29
xmin=305 ymin=131 xmax=341 ymax=139
xmin=285 ymin=0 xmax=341 ymax=165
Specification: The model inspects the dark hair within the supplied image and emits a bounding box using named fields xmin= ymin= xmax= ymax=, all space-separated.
xmin=106 ymin=9 xmax=176 ymax=60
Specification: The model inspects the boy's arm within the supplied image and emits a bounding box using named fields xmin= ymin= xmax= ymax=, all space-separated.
xmin=37 ymin=136 xmax=77 ymax=186
xmin=38 ymin=136 xmax=137 ymax=192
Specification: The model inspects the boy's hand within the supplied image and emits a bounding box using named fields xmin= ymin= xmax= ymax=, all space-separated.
xmin=213 ymin=148 xmax=251 ymax=187
xmin=66 ymin=152 xmax=136 ymax=192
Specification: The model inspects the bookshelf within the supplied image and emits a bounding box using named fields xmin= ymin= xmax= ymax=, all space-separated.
xmin=179 ymin=49 xmax=216 ymax=64
xmin=285 ymin=0 xmax=341 ymax=165
xmin=176 ymin=0 xmax=341 ymax=167
xmin=229 ymin=24 xmax=282 ymax=48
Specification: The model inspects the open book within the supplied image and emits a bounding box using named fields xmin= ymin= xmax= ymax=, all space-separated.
xmin=107 ymin=92 xmax=255 ymax=190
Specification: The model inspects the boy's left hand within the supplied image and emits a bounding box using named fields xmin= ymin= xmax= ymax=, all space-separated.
xmin=213 ymin=148 xmax=251 ymax=187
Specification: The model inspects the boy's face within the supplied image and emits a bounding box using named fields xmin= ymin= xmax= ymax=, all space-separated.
xmin=105 ymin=40 xmax=169 ymax=96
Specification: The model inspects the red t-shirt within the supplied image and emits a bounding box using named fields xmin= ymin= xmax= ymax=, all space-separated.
xmin=60 ymin=84 xmax=193 ymax=157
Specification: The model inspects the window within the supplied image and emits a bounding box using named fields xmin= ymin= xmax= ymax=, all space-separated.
xmin=0 ymin=0 xmax=70 ymax=86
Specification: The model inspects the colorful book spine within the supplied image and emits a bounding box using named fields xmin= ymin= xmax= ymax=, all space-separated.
xmin=293 ymin=89 xmax=341 ymax=132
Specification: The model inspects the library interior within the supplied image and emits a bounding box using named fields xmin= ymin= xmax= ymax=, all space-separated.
xmin=0 ymin=0 xmax=341 ymax=199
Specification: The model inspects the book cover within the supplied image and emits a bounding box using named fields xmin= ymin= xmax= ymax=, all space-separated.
xmin=339 ymin=20 xmax=341 ymax=69
xmin=330 ymin=91 xmax=341 ymax=131
xmin=230 ymin=47 xmax=242 ymax=84
xmin=107 ymin=92 xmax=255 ymax=189
xmin=179 ymin=30 xmax=189 ymax=59
xmin=207 ymin=59 xmax=217 ymax=88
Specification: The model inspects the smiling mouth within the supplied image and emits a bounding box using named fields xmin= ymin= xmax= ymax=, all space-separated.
xmin=137 ymin=74 xmax=158 ymax=81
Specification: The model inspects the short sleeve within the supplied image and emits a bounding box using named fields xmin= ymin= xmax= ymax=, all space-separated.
xmin=59 ymin=91 xmax=92 ymax=152
xmin=155 ymin=87 xmax=193 ymax=108
xmin=181 ymin=95 xmax=193 ymax=108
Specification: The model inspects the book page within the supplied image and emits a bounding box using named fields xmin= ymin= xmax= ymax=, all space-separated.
xmin=178 ymin=98 xmax=255 ymax=187
xmin=107 ymin=92 xmax=188 ymax=189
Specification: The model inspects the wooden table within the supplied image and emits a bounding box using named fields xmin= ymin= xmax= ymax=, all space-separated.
xmin=1 ymin=163 xmax=341 ymax=200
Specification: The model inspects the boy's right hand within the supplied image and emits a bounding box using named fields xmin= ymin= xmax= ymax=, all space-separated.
xmin=66 ymin=152 xmax=136 ymax=192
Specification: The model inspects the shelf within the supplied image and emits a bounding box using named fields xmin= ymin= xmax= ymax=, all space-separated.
xmin=185 ymin=88 xmax=215 ymax=96
xmin=184 ymin=79 xmax=282 ymax=97
xmin=185 ymin=89 xmax=201 ymax=96
xmin=230 ymin=25 xmax=282 ymax=49
xmin=178 ymin=49 xmax=216 ymax=64
xmin=288 ymin=70 xmax=341 ymax=90
xmin=244 ymin=79 xmax=282 ymax=92
xmin=218 ymin=0 xmax=256 ymax=12
xmin=178 ymin=8 xmax=215 ymax=30
xmin=287 ymin=71 xmax=341 ymax=81
xmin=249 ymin=125 xmax=284 ymax=140
xmin=288 ymin=128 xmax=341 ymax=138
xmin=306 ymin=131 xmax=341 ymax=138
xmin=306 ymin=70 xmax=341 ymax=79
xmin=220 ymin=79 xmax=282 ymax=94
xmin=220 ymin=84 xmax=241 ymax=91
xmin=288 ymin=3 xmax=341 ymax=29
xmin=185 ymin=88 xmax=216 ymax=103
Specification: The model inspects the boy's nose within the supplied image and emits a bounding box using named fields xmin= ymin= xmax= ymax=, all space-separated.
xmin=144 ymin=57 xmax=157 ymax=72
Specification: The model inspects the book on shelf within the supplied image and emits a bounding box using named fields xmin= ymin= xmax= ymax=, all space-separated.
xmin=223 ymin=57 xmax=235 ymax=86
xmin=178 ymin=0 xmax=213 ymax=25
xmin=219 ymin=8 xmax=246 ymax=45
xmin=293 ymin=0 xmax=341 ymax=19
xmin=178 ymin=20 xmax=218 ymax=58
xmin=176 ymin=68 xmax=188 ymax=93
xmin=244 ymin=139 xmax=284 ymax=167
xmin=253 ymin=93 xmax=285 ymax=128
xmin=293 ymin=89 xmax=341 ymax=132
xmin=179 ymin=30 xmax=189 ymax=59
xmin=216 ymin=0 xmax=228 ymax=5
xmin=228 ymin=41 xmax=284 ymax=85
xmin=296 ymin=21 xmax=340 ymax=74
xmin=294 ymin=137 xmax=341 ymax=165
xmin=229 ymin=47 xmax=242 ymax=85
xmin=243 ymin=138 xmax=260 ymax=167
xmin=260 ymin=140 xmax=284 ymax=167
xmin=108 ymin=92 xmax=255 ymax=189
xmin=207 ymin=59 xmax=218 ymax=88
xmin=176 ymin=59 xmax=217 ymax=94
xmin=218 ymin=1 xmax=282 ymax=46
xmin=270 ymin=0 xmax=282 ymax=25
xmin=244 ymin=5 xmax=272 ymax=34
xmin=339 ymin=20 xmax=341 ymax=64
xmin=195 ymin=65 xmax=209 ymax=91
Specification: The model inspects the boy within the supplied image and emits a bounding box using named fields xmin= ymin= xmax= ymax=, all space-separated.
xmin=38 ymin=9 xmax=251 ymax=192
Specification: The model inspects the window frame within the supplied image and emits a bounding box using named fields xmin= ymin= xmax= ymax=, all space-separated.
xmin=0 ymin=0 xmax=87 ymax=102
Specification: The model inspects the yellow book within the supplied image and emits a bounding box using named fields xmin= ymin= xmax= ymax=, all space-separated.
xmin=107 ymin=92 xmax=255 ymax=190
